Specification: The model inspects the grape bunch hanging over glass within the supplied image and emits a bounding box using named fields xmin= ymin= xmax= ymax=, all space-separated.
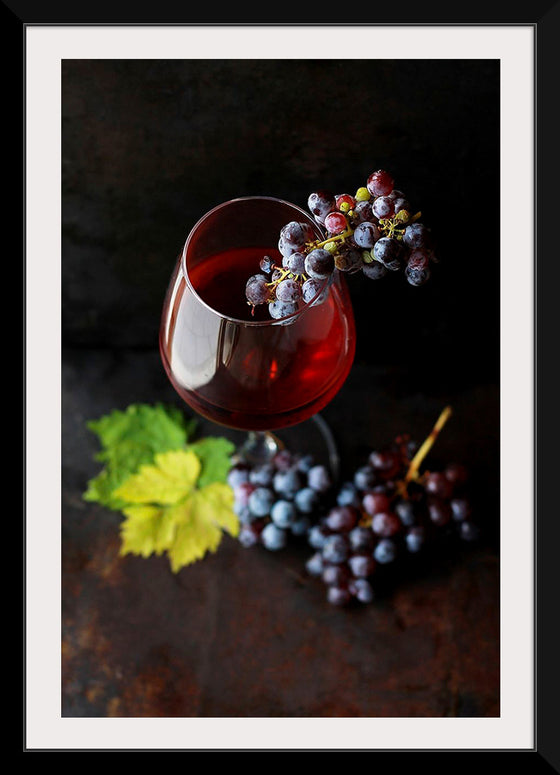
xmin=245 ymin=169 xmax=436 ymax=319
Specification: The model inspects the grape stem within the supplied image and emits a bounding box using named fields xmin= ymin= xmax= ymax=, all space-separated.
xmin=405 ymin=405 xmax=452 ymax=483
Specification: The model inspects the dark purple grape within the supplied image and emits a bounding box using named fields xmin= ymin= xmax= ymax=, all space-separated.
xmin=373 ymin=538 xmax=397 ymax=564
xmin=362 ymin=491 xmax=391 ymax=516
xmin=334 ymin=246 xmax=363 ymax=273
xmin=393 ymin=197 xmax=411 ymax=215
xmin=371 ymin=512 xmax=401 ymax=538
xmin=322 ymin=534 xmax=349 ymax=564
xmin=308 ymin=524 xmax=330 ymax=550
xmin=324 ymin=505 xmax=360 ymax=533
xmin=327 ymin=586 xmax=352 ymax=606
xmin=349 ymin=578 xmax=375 ymax=603
xmin=294 ymin=487 xmax=320 ymax=514
xmin=322 ymin=564 xmax=351 ymax=587
xmin=273 ymin=450 xmax=294 ymax=471
xmin=405 ymin=249 xmax=431 ymax=287
xmin=444 ymin=463 xmax=468 ymax=486
xmin=373 ymin=237 xmax=403 ymax=271
xmin=425 ymin=471 xmax=454 ymax=499
xmin=245 ymin=274 xmax=271 ymax=305
xmin=305 ymin=248 xmax=335 ymax=279
xmin=238 ymin=522 xmax=262 ymax=548
xmin=308 ymin=190 xmax=336 ymax=225
xmin=280 ymin=221 xmax=308 ymax=248
xmin=394 ymin=499 xmax=417 ymax=527
xmin=450 ymin=498 xmax=471 ymax=522
xmin=259 ymin=255 xmax=275 ymax=274
xmin=349 ymin=526 xmax=375 ymax=553
xmin=405 ymin=526 xmax=426 ymax=553
xmin=353 ymin=465 xmax=377 ymax=491
xmin=307 ymin=465 xmax=331 ymax=493
xmin=337 ymin=482 xmax=361 ymax=509
xmin=227 ymin=465 xmax=249 ymax=489
xmin=302 ymin=277 xmax=328 ymax=306
xmin=459 ymin=521 xmax=480 ymax=542
xmin=273 ymin=467 xmax=302 ymax=497
xmin=283 ymin=251 xmax=306 ymax=275
xmin=348 ymin=553 xmax=376 ymax=578
xmin=305 ymin=552 xmax=325 ymax=577
xmin=351 ymin=200 xmax=375 ymax=225
xmin=427 ymin=497 xmax=452 ymax=526
xmin=353 ymin=221 xmax=380 ymax=249
xmin=403 ymin=223 xmax=431 ymax=249
xmin=261 ymin=522 xmax=288 ymax=551
xmin=276 ymin=278 xmax=302 ymax=303
xmin=270 ymin=499 xmax=297 ymax=528
xmin=248 ymin=487 xmax=275 ymax=517
xmin=362 ymin=261 xmax=388 ymax=280
xmin=369 ymin=449 xmax=401 ymax=478
xmin=372 ymin=195 xmax=395 ymax=220
xmin=249 ymin=464 xmax=274 ymax=487
xmin=269 ymin=299 xmax=299 ymax=320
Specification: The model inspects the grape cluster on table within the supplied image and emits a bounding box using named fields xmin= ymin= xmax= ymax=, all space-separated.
xmin=245 ymin=169 xmax=437 ymax=320
xmin=228 ymin=450 xmax=333 ymax=552
xmin=228 ymin=434 xmax=479 ymax=608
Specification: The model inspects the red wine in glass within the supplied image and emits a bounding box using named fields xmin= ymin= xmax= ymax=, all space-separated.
xmin=159 ymin=197 xmax=356 ymax=465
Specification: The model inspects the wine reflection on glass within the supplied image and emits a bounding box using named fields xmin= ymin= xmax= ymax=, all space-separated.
xmin=159 ymin=197 xmax=356 ymax=477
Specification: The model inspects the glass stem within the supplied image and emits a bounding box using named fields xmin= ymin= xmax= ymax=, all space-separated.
xmin=239 ymin=430 xmax=283 ymax=467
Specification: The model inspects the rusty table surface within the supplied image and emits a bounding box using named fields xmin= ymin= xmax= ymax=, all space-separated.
xmin=62 ymin=347 xmax=500 ymax=719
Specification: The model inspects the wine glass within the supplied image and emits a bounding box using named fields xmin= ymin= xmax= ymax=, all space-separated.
xmin=159 ymin=196 xmax=356 ymax=474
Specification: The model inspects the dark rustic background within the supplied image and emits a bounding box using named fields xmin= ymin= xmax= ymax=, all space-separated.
xmin=62 ymin=58 xmax=500 ymax=719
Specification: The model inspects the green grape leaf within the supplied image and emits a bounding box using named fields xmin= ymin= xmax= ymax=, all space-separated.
xmin=114 ymin=449 xmax=237 ymax=571
xmin=187 ymin=437 xmax=236 ymax=488
xmin=84 ymin=403 xmax=195 ymax=509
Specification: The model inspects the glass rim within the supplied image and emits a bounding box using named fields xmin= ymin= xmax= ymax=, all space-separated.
xmin=180 ymin=195 xmax=331 ymax=327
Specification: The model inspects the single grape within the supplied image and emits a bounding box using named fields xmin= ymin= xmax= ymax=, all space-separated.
xmin=405 ymin=249 xmax=431 ymax=287
xmin=261 ymin=522 xmax=288 ymax=551
xmin=270 ymin=499 xmax=297 ymax=528
xmin=450 ymin=498 xmax=471 ymax=522
xmin=393 ymin=197 xmax=411 ymax=215
xmin=348 ymin=553 xmax=376 ymax=578
xmin=371 ymin=511 xmax=401 ymax=538
xmin=296 ymin=454 xmax=315 ymax=474
xmin=294 ymin=487 xmax=320 ymax=514
xmin=273 ymin=449 xmax=294 ymax=470
xmin=367 ymin=170 xmax=395 ymax=198
xmin=283 ymin=251 xmax=307 ymax=275
xmin=353 ymin=221 xmax=380 ymax=249
xmin=351 ymin=200 xmax=376 ymax=225
xmin=444 ymin=463 xmax=468 ymax=486
xmin=322 ymin=564 xmax=351 ymax=587
xmin=337 ymin=482 xmax=361 ymax=509
xmin=249 ymin=464 xmax=274 ymax=487
xmin=245 ymin=274 xmax=271 ymax=305
xmin=306 ymin=552 xmax=325 ymax=577
xmin=327 ymin=586 xmax=352 ymax=606
xmin=227 ymin=465 xmax=249 ymax=489
xmin=248 ymin=487 xmax=275 ymax=517
xmin=234 ymin=503 xmax=253 ymax=524
xmin=403 ymin=223 xmax=431 ymax=249
xmin=349 ymin=578 xmax=375 ymax=603
xmin=362 ymin=491 xmax=391 ymax=516
xmin=305 ymin=249 xmax=335 ymax=280
xmin=362 ymin=261 xmax=388 ymax=280
xmin=459 ymin=521 xmax=480 ymax=542
xmin=371 ymin=195 xmax=395 ymax=220
xmin=280 ymin=221 xmax=308 ymax=248
xmin=308 ymin=524 xmax=330 ymax=550
xmin=321 ymin=534 xmax=349 ymax=564
xmin=349 ymin=526 xmax=376 ymax=552
xmin=259 ymin=255 xmax=275 ymax=274
xmin=353 ymin=465 xmax=378 ymax=491
xmin=324 ymin=211 xmax=348 ymax=235
xmin=324 ymin=505 xmax=360 ymax=532
xmin=372 ymin=237 xmax=403 ymax=271
xmin=238 ymin=522 xmax=262 ymax=548
xmin=269 ymin=299 xmax=299 ymax=320
xmin=334 ymin=246 xmax=363 ymax=273
xmin=276 ymin=278 xmax=302 ymax=303
xmin=233 ymin=481 xmax=256 ymax=507
xmin=302 ymin=277 xmax=329 ymax=307
xmin=425 ymin=471 xmax=454 ymax=499
xmin=369 ymin=449 xmax=401 ymax=477
xmin=373 ymin=538 xmax=397 ymax=564
xmin=354 ymin=186 xmax=371 ymax=202
xmin=427 ymin=497 xmax=452 ymax=526
xmin=405 ymin=526 xmax=426 ymax=552
xmin=308 ymin=191 xmax=336 ymax=224
xmin=394 ymin=499 xmax=417 ymax=527
xmin=307 ymin=464 xmax=332 ymax=493
xmin=273 ymin=468 xmax=302 ymax=498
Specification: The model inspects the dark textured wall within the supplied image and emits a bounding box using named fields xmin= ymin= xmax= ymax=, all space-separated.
xmin=62 ymin=59 xmax=500 ymax=392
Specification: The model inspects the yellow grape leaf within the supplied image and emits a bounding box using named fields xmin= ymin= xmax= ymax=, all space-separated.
xmin=114 ymin=449 xmax=237 ymax=571
xmin=114 ymin=449 xmax=201 ymax=505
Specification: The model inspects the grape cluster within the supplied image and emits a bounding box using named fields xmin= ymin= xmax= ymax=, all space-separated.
xmin=305 ymin=435 xmax=479 ymax=607
xmin=246 ymin=169 xmax=436 ymax=320
xmin=228 ymin=449 xmax=333 ymax=552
